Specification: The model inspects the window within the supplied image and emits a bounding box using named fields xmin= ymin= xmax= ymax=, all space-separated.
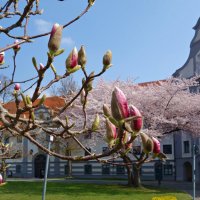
xmin=132 ymin=146 xmax=141 ymax=155
xmin=84 ymin=164 xmax=92 ymax=174
xmin=184 ymin=141 xmax=190 ymax=153
xmin=85 ymin=148 xmax=91 ymax=156
xmin=102 ymin=147 xmax=109 ymax=153
xmin=102 ymin=164 xmax=110 ymax=175
xmin=163 ymin=144 xmax=172 ymax=154
xmin=163 ymin=164 xmax=173 ymax=175
xmin=16 ymin=165 xmax=21 ymax=173
xmin=116 ymin=165 xmax=125 ymax=175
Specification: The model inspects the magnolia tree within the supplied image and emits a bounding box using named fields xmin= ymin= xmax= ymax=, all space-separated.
xmin=0 ymin=0 xmax=153 ymax=184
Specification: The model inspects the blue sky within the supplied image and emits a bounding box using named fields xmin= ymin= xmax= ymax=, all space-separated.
xmin=1 ymin=0 xmax=200 ymax=92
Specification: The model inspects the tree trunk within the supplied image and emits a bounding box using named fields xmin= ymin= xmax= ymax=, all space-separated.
xmin=122 ymin=154 xmax=142 ymax=188
xmin=122 ymin=155 xmax=134 ymax=186
xmin=132 ymin=164 xmax=141 ymax=188
xmin=67 ymin=160 xmax=72 ymax=178
xmin=2 ymin=159 xmax=6 ymax=182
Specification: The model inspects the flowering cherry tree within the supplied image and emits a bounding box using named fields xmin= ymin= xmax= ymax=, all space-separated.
xmin=69 ymin=77 xmax=200 ymax=187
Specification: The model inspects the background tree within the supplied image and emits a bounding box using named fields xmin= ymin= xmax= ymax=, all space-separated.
xmin=0 ymin=75 xmax=13 ymax=103
xmin=50 ymin=76 xmax=78 ymax=97
xmin=70 ymin=77 xmax=200 ymax=187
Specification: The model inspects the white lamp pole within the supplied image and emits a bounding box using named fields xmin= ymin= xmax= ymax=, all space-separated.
xmin=42 ymin=135 xmax=54 ymax=200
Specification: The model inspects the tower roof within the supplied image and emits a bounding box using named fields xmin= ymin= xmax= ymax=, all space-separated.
xmin=193 ymin=17 xmax=200 ymax=30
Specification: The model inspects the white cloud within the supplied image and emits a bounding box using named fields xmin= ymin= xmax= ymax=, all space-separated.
xmin=34 ymin=19 xmax=52 ymax=33
xmin=62 ymin=37 xmax=75 ymax=46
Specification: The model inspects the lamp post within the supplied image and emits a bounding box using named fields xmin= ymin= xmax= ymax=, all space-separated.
xmin=192 ymin=144 xmax=199 ymax=200
xmin=42 ymin=135 xmax=54 ymax=200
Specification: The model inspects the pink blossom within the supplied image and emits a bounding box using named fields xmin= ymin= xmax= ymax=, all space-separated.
xmin=129 ymin=105 xmax=143 ymax=132
xmin=152 ymin=136 xmax=160 ymax=154
xmin=0 ymin=52 xmax=5 ymax=65
xmin=111 ymin=87 xmax=129 ymax=120
xmin=14 ymin=83 xmax=20 ymax=91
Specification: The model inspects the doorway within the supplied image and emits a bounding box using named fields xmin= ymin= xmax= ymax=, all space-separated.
xmin=34 ymin=154 xmax=46 ymax=178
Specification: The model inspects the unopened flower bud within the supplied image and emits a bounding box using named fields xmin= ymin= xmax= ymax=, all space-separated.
xmin=66 ymin=47 xmax=81 ymax=73
xmin=103 ymin=104 xmax=111 ymax=117
xmin=123 ymin=132 xmax=133 ymax=150
xmin=14 ymin=83 xmax=20 ymax=91
xmin=13 ymin=40 xmax=21 ymax=52
xmin=38 ymin=94 xmax=46 ymax=106
xmin=0 ymin=52 xmax=5 ymax=65
xmin=48 ymin=23 xmax=63 ymax=54
xmin=40 ymin=63 xmax=45 ymax=70
xmin=88 ymin=0 xmax=95 ymax=6
xmin=111 ymin=87 xmax=129 ymax=121
xmin=106 ymin=118 xmax=117 ymax=141
xmin=78 ymin=45 xmax=87 ymax=66
xmin=103 ymin=50 xmax=112 ymax=69
xmin=80 ymin=89 xmax=86 ymax=105
xmin=152 ymin=137 xmax=160 ymax=154
xmin=129 ymin=105 xmax=143 ymax=133
xmin=92 ymin=114 xmax=100 ymax=131
xmin=140 ymin=132 xmax=153 ymax=154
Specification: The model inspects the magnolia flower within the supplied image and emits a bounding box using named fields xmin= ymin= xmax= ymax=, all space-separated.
xmin=129 ymin=105 xmax=143 ymax=132
xmin=152 ymin=136 xmax=161 ymax=154
xmin=111 ymin=87 xmax=129 ymax=121
xmin=106 ymin=118 xmax=117 ymax=141
xmin=0 ymin=52 xmax=5 ymax=65
xmin=66 ymin=47 xmax=81 ymax=73
xmin=48 ymin=23 xmax=63 ymax=54
xmin=40 ymin=63 xmax=45 ymax=70
xmin=14 ymin=83 xmax=20 ymax=91
xmin=13 ymin=40 xmax=21 ymax=52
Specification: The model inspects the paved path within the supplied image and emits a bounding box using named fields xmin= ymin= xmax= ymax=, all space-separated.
xmin=7 ymin=178 xmax=200 ymax=199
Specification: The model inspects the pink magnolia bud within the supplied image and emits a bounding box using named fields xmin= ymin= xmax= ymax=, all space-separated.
xmin=0 ymin=52 xmax=5 ymax=65
xmin=14 ymin=83 xmax=20 ymax=91
xmin=106 ymin=118 xmax=117 ymax=141
xmin=129 ymin=105 xmax=143 ymax=132
xmin=111 ymin=87 xmax=129 ymax=121
xmin=152 ymin=137 xmax=160 ymax=154
xmin=66 ymin=47 xmax=78 ymax=70
xmin=13 ymin=40 xmax=21 ymax=52
xmin=40 ymin=63 xmax=45 ymax=70
xmin=48 ymin=23 xmax=63 ymax=54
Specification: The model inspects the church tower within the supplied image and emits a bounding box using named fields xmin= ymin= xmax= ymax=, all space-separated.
xmin=173 ymin=18 xmax=200 ymax=78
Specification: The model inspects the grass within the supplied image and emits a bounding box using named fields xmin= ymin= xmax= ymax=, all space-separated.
xmin=0 ymin=181 xmax=192 ymax=200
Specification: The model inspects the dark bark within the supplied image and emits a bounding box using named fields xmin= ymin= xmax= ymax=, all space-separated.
xmin=132 ymin=164 xmax=141 ymax=187
xmin=121 ymin=154 xmax=142 ymax=188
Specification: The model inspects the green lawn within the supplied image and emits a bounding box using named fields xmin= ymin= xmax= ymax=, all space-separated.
xmin=0 ymin=181 xmax=192 ymax=200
